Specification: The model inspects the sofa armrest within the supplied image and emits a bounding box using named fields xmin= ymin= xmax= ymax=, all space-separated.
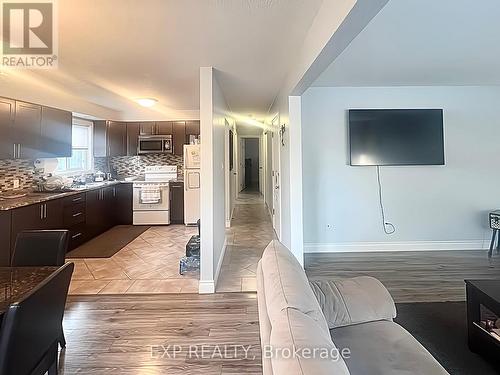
xmin=309 ymin=276 xmax=396 ymax=329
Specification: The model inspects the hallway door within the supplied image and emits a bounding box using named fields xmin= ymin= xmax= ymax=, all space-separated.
xmin=239 ymin=138 xmax=246 ymax=191
xmin=271 ymin=119 xmax=281 ymax=240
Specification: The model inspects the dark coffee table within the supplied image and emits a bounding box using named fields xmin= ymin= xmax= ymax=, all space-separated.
xmin=465 ymin=279 xmax=500 ymax=367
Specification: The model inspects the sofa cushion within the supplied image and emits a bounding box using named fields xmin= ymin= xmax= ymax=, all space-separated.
xmin=269 ymin=308 xmax=350 ymax=375
xmin=310 ymin=276 xmax=396 ymax=329
xmin=331 ymin=320 xmax=449 ymax=375
xmin=261 ymin=240 xmax=329 ymax=333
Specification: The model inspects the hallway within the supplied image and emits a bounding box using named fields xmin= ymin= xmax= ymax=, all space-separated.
xmin=216 ymin=189 xmax=276 ymax=292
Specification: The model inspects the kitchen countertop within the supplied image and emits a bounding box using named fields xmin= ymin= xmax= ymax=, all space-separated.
xmin=0 ymin=180 xmax=129 ymax=211
xmin=0 ymin=177 xmax=184 ymax=211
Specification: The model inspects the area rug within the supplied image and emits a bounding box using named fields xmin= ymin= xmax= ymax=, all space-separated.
xmin=395 ymin=301 xmax=498 ymax=374
xmin=67 ymin=225 xmax=149 ymax=258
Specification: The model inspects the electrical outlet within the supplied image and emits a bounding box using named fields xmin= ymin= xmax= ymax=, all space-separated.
xmin=13 ymin=179 xmax=20 ymax=189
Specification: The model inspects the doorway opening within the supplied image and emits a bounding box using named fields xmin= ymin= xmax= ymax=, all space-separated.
xmin=242 ymin=138 xmax=260 ymax=192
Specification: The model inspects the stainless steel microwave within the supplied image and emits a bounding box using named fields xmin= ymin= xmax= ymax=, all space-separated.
xmin=138 ymin=135 xmax=173 ymax=154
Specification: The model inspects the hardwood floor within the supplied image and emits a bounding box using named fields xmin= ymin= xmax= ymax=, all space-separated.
xmin=60 ymin=293 xmax=262 ymax=374
xmin=306 ymin=250 xmax=500 ymax=303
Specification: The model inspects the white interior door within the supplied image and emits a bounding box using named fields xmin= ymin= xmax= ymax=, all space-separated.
xmin=271 ymin=121 xmax=281 ymax=239
xmin=260 ymin=135 xmax=265 ymax=197
xmin=240 ymin=138 xmax=246 ymax=191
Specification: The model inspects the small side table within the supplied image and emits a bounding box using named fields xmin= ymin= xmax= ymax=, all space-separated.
xmin=488 ymin=211 xmax=500 ymax=258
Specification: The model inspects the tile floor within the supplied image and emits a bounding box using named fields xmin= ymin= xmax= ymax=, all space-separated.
xmin=66 ymin=225 xmax=199 ymax=295
xmin=216 ymin=188 xmax=276 ymax=292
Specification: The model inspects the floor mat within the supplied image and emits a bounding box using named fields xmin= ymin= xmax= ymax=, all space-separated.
xmin=67 ymin=225 xmax=149 ymax=258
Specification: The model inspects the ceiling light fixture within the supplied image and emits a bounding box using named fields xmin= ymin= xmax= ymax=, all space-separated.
xmin=136 ymin=98 xmax=158 ymax=107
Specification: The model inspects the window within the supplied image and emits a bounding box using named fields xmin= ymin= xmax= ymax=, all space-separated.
xmin=56 ymin=118 xmax=93 ymax=174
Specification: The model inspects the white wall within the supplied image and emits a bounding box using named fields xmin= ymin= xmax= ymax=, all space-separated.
xmin=199 ymin=67 xmax=231 ymax=293
xmin=267 ymin=0 xmax=385 ymax=257
xmin=302 ymin=86 xmax=500 ymax=252
xmin=265 ymin=131 xmax=273 ymax=214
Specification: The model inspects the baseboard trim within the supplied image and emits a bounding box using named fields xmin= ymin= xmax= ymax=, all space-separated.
xmin=305 ymin=240 xmax=489 ymax=253
xmin=198 ymin=280 xmax=215 ymax=294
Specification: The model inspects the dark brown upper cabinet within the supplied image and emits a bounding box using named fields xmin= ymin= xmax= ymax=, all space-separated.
xmin=39 ymin=106 xmax=72 ymax=158
xmin=156 ymin=121 xmax=173 ymax=135
xmin=94 ymin=120 xmax=127 ymax=157
xmin=14 ymin=101 xmax=41 ymax=160
xmin=139 ymin=122 xmax=156 ymax=135
xmin=185 ymin=121 xmax=200 ymax=139
xmin=107 ymin=121 xmax=127 ymax=157
xmin=0 ymin=97 xmax=72 ymax=160
xmin=0 ymin=97 xmax=15 ymax=159
xmin=172 ymin=121 xmax=186 ymax=156
xmin=93 ymin=120 xmax=107 ymax=158
xmin=126 ymin=122 xmax=140 ymax=156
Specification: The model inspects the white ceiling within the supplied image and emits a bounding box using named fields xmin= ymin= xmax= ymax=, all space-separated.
xmin=313 ymin=0 xmax=500 ymax=87
xmin=1 ymin=0 xmax=322 ymax=120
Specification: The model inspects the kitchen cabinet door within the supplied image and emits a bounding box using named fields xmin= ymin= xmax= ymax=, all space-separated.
xmin=10 ymin=200 xmax=62 ymax=254
xmin=39 ymin=106 xmax=72 ymax=158
xmin=43 ymin=199 xmax=64 ymax=229
xmin=85 ymin=189 xmax=104 ymax=238
xmin=156 ymin=121 xmax=172 ymax=135
xmin=103 ymin=186 xmax=116 ymax=230
xmin=140 ymin=122 xmax=156 ymax=135
xmin=93 ymin=121 xmax=108 ymax=157
xmin=172 ymin=121 xmax=185 ymax=156
xmin=108 ymin=121 xmax=127 ymax=157
xmin=114 ymin=183 xmax=132 ymax=225
xmin=0 ymin=97 xmax=15 ymax=159
xmin=14 ymin=101 xmax=41 ymax=159
xmin=126 ymin=122 xmax=140 ymax=156
xmin=169 ymin=182 xmax=184 ymax=224
xmin=0 ymin=211 xmax=11 ymax=266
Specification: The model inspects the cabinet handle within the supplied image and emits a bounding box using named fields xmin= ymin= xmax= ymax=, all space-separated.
xmin=72 ymin=212 xmax=83 ymax=217
xmin=43 ymin=204 xmax=47 ymax=219
xmin=17 ymin=144 xmax=21 ymax=159
xmin=40 ymin=205 xmax=43 ymax=219
xmin=13 ymin=144 xmax=16 ymax=159
xmin=72 ymin=232 xmax=82 ymax=239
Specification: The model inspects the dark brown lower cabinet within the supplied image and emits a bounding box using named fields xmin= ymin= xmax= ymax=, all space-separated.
xmin=3 ymin=183 xmax=134 ymax=261
xmin=114 ymin=184 xmax=133 ymax=225
xmin=0 ymin=211 xmax=11 ymax=266
xmin=10 ymin=199 xmax=63 ymax=255
xmin=170 ymin=182 xmax=184 ymax=224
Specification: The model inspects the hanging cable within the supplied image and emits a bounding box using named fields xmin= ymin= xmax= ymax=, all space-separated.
xmin=376 ymin=166 xmax=396 ymax=235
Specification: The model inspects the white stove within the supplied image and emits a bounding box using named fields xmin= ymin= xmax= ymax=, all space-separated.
xmin=132 ymin=166 xmax=178 ymax=225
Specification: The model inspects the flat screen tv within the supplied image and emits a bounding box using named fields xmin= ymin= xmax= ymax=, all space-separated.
xmin=349 ymin=109 xmax=444 ymax=166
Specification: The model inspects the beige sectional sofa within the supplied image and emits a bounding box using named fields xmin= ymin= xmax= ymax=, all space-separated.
xmin=256 ymin=240 xmax=449 ymax=375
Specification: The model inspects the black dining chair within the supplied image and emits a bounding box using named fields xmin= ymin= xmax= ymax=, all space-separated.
xmin=11 ymin=230 xmax=69 ymax=268
xmin=0 ymin=262 xmax=74 ymax=375
xmin=11 ymin=230 xmax=70 ymax=349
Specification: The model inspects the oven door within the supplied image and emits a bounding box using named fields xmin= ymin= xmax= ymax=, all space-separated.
xmin=133 ymin=184 xmax=170 ymax=211
xmin=138 ymin=138 xmax=164 ymax=154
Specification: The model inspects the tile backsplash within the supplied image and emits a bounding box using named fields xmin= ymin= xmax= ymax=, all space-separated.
xmin=0 ymin=153 xmax=183 ymax=192
xmin=95 ymin=154 xmax=184 ymax=178
xmin=0 ymin=159 xmax=35 ymax=192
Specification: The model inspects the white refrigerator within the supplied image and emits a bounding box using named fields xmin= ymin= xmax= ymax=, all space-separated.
xmin=184 ymin=145 xmax=200 ymax=225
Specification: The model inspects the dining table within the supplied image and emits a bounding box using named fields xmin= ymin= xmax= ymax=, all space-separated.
xmin=0 ymin=266 xmax=59 ymax=317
